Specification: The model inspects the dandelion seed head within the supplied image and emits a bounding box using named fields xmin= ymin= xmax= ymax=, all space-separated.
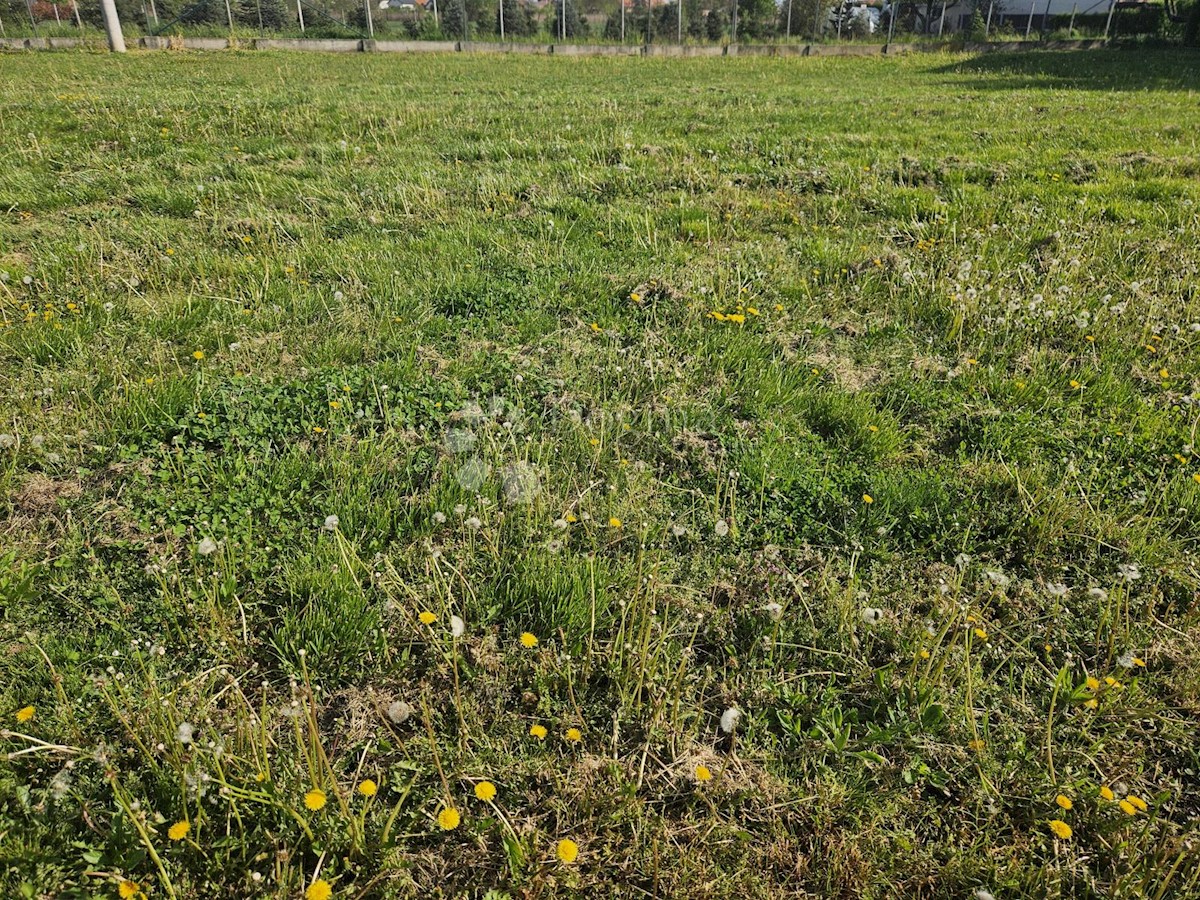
xmin=197 ymin=537 xmax=217 ymax=556
xmin=719 ymin=707 xmax=741 ymax=733
xmin=386 ymin=700 xmax=413 ymax=724
xmin=323 ymin=515 xmax=339 ymax=532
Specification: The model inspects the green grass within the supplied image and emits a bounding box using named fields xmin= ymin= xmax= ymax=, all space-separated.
xmin=2 ymin=47 xmax=1199 ymax=899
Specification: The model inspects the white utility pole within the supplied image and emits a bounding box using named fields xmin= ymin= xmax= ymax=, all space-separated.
xmin=498 ymin=0 xmax=503 ymax=38
xmin=99 ymin=0 xmax=126 ymax=50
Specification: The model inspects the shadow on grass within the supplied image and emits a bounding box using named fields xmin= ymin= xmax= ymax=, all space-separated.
xmin=936 ymin=47 xmax=1200 ymax=91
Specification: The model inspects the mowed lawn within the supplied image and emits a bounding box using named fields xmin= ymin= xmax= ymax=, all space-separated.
xmin=1 ymin=48 xmax=1199 ymax=899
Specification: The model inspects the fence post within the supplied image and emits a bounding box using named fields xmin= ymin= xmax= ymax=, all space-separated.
xmin=984 ymin=0 xmax=993 ymax=37
xmin=1103 ymin=0 xmax=1116 ymax=37
xmin=938 ymin=0 xmax=945 ymax=35
xmin=1040 ymin=0 xmax=1051 ymax=37
xmin=886 ymin=0 xmax=895 ymax=43
xmin=1024 ymin=0 xmax=1033 ymax=37
xmin=99 ymin=0 xmax=126 ymax=50
xmin=678 ymin=0 xmax=681 ymax=42
xmin=1068 ymin=2 xmax=1076 ymax=34
xmin=296 ymin=0 xmax=304 ymax=31
xmin=364 ymin=0 xmax=374 ymax=37
xmin=785 ymin=0 xmax=792 ymax=39
xmin=498 ymin=0 xmax=503 ymax=39
xmin=223 ymin=0 xmax=233 ymax=30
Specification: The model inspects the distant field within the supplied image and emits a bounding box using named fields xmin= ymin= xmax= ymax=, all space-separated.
xmin=1 ymin=49 xmax=1198 ymax=899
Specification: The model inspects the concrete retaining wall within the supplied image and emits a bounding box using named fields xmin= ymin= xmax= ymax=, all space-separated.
xmin=256 ymin=37 xmax=362 ymax=51
xmin=372 ymin=39 xmax=458 ymax=52
xmin=3 ymin=34 xmax=1118 ymax=57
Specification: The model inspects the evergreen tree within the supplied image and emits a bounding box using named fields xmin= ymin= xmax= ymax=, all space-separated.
xmin=704 ymin=5 xmax=725 ymax=39
xmin=235 ymin=0 xmax=288 ymax=30
xmin=548 ymin=0 xmax=583 ymax=36
xmin=441 ymin=0 xmax=467 ymax=37
xmin=495 ymin=0 xmax=533 ymax=36
xmin=736 ymin=0 xmax=776 ymax=38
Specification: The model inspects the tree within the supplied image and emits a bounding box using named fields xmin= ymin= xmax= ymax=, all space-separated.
xmin=496 ymin=0 xmax=534 ymax=35
xmin=441 ymin=0 xmax=468 ymax=37
xmin=704 ymin=5 xmax=725 ymax=39
xmin=1184 ymin=0 xmax=1199 ymax=44
xmin=236 ymin=0 xmax=289 ymax=30
xmin=736 ymin=0 xmax=776 ymax=38
xmin=548 ymin=0 xmax=584 ymax=36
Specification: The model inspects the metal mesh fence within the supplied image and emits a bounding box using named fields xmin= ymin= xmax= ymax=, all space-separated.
xmin=0 ymin=0 xmax=1174 ymax=45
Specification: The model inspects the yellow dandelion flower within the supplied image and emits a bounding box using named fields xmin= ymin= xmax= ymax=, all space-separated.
xmin=710 ymin=311 xmax=727 ymax=321
xmin=1049 ymin=819 xmax=1072 ymax=840
xmin=474 ymin=781 xmax=496 ymax=801
xmin=1085 ymin=335 xmax=1095 ymax=342
xmin=918 ymin=648 xmax=930 ymax=660
xmin=630 ymin=292 xmax=642 ymax=302
xmin=1193 ymin=473 xmax=1200 ymax=484
xmin=565 ymin=513 xmax=578 ymax=523
xmin=968 ymin=738 xmax=986 ymax=751
xmin=1085 ymin=676 xmax=1100 ymax=692
xmin=118 ymin=881 xmax=141 ymax=899
xmin=168 ymin=820 xmax=190 ymax=841
xmin=694 ymin=764 xmax=713 ymax=782
xmin=556 ymin=838 xmax=579 ymax=864
xmin=1083 ymin=698 xmax=1098 ymax=709
xmin=1070 ymin=379 xmax=1082 ymax=389
xmin=437 ymin=806 xmax=460 ymax=831
xmin=329 ymin=400 xmax=341 ymax=409
xmin=609 ymin=516 xmax=622 ymax=528
xmin=1159 ymin=369 xmax=1169 ymax=379
xmin=973 ymin=628 xmax=988 ymax=640
xmin=564 ymin=727 xmax=582 ymax=743
xmin=306 ymin=879 xmax=332 ymax=900
xmin=746 ymin=307 xmax=759 ymax=316
xmin=727 ymin=313 xmax=746 ymax=324
xmin=304 ymin=789 xmax=327 ymax=811
xmin=862 ymin=494 xmax=873 ymax=504
xmin=358 ymin=779 xmax=378 ymax=797
xmin=1127 ymin=795 xmax=1148 ymax=812
xmin=774 ymin=303 xmax=783 ymax=311
xmin=15 ymin=705 xmax=34 ymax=723
xmin=192 ymin=350 xmax=205 ymax=360
xmin=1119 ymin=799 xmax=1137 ymax=815
xmin=590 ymin=322 xmax=601 ymax=333
xmin=418 ymin=611 xmax=436 ymax=625
xmin=1104 ymin=676 xmax=1121 ymax=688
xmin=529 ymin=724 xmax=547 ymax=740
xmin=1099 ymin=785 xmax=1115 ymax=802
xmin=1056 ymin=795 xmax=1073 ymax=810
xmin=519 ymin=632 xmax=538 ymax=648
xmin=1133 ymin=656 xmax=1146 ymax=667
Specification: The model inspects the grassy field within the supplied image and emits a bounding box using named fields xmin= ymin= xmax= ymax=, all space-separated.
xmin=2 ymin=48 xmax=1199 ymax=899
